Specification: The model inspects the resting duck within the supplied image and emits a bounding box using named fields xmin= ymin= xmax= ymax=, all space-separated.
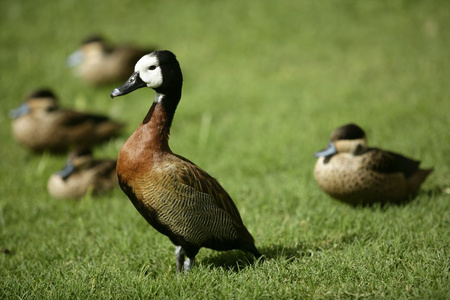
xmin=314 ymin=123 xmax=433 ymax=206
xmin=10 ymin=89 xmax=124 ymax=153
xmin=47 ymin=148 xmax=118 ymax=199
xmin=67 ymin=35 xmax=155 ymax=85
xmin=110 ymin=50 xmax=261 ymax=274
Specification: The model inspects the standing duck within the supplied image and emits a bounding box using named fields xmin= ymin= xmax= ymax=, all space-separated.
xmin=47 ymin=147 xmax=118 ymax=199
xmin=314 ymin=123 xmax=433 ymax=206
xmin=110 ymin=50 xmax=261 ymax=274
xmin=67 ymin=35 xmax=155 ymax=85
xmin=10 ymin=89 xmax=124 ymax=153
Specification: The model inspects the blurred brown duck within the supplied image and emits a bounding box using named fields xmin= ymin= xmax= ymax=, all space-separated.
xmin=110 ymin=50 xmax=261 ymax=274
xmin=10 ymin=89 xmax=124 ymax=153
xmin=67 ymin=35 xmax=155 ymax=85
xmin=314 ymin=123 xmax=433 ymax=206
xmin=47 ymin=148 xmax=118 ymax=199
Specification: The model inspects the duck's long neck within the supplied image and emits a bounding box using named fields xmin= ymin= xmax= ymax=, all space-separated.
xmin=141 ymin=90 xmax=181 ymax=153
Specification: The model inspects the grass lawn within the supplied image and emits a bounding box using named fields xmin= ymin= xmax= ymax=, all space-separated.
xmin=1 ymin=0 xmax=449 ymax=298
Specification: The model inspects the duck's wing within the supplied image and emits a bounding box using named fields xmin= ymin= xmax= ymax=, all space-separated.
xmin=367 ymin=148 xmax=421 ymax=178
xmin=91 ymin=159 xmax=118 ymax=190
xmin=169 ymin=154 xmax=246 ymax=226
xmin=58 ymin=109 xmax=114 ymax=127
xmin=55 ymin=110 xmax=124 ymax=141
xmin=92 ymin=159 xmax=117 ymax=176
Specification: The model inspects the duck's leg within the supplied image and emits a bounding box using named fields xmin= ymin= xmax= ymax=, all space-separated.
xmin=175 ymin=246 xmax=185 ymax=273
xmin=183 ymin=256 xmax=195 ymax=276
xmin=176 ymin=245 xmax=198 ymax=276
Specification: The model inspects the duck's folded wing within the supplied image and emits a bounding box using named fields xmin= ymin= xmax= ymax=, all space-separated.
xmin=93 ymin=159 xmax=117 ymax=177
xmin=58 ymin=110 xmax=112 ymax=127
xmin=168 ymin=154 xmax=246 ymax=226
xmin=368 ymin=148 xmax=421 ymax=178
xmin=56 ymin=110 xmax=124 ymax=142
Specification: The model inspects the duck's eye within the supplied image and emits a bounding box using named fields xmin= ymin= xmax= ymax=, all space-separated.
xmin=355 ymin=143 xmax=363 ymax=154
xmin=149 ymin=65 xmax=156 ymax=70
xmin=46 ymin=106 xmax=57 ymax=112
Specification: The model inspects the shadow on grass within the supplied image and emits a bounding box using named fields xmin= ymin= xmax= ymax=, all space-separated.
xmin=420 ymin=185 xmax=450 ymax=198
xmin=200 ymin=233 xmax=360 ymax=272
xmin=259 ymin=233 xmax=360 ymax=261
xmin=333 ymin=185 xmax=447 ymax=209
xmin=200 ymin=250 xmax=261 ymax=272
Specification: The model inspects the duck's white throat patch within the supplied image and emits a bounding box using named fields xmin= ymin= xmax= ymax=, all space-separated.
xmin=154 ymin=93 xmax=164 ymax=103
xmin=135 ymin=53 xmax=163 ymax=89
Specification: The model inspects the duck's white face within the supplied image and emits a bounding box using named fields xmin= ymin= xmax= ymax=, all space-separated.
xmin=110 ymin=52 xmax=163 ymax=99
xmin=135 ymin=53 xmax=163 ymax=89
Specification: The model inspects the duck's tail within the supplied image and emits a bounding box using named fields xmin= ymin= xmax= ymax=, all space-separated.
xmin=407 ymin=167 xmax=433 ymax=194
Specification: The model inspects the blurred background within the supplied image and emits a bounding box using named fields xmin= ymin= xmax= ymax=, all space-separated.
xmin=1 ymin=0 xmax=449 ymax=297
xmin=2 ymin=0 xmax=448 ymax=175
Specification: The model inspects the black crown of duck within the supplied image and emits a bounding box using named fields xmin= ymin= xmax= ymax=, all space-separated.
xmin=110 ymin=50 xmax=261 ymax=274
xmin=314 ymin=123 xmax=433 ymax=206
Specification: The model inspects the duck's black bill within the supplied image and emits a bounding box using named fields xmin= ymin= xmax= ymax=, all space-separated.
xmin=314 ymin=142 xmax=337 ymax=158
xmin=9 ymin=103 xmax=30 ymax=119
xmin=58 ymin=162 xmax=76 ymax=181
xmin=110 ymin=72 xmax=146 ymax=98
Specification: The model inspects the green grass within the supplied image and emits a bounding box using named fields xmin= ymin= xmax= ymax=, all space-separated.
xmin=1 ymin=0 xmax=449 ymax=298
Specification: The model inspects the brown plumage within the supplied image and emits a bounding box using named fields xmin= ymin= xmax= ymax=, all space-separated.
xmin=314 ymin=123 xmax=433 ymax=206
xmin=10 ymin=89 xmax=124 ymax=153
xmin=47 ymin=147 xmax=118 ymax=199
xmin=110 ymin=50 xmax=261 ymax=274
xmin=67 ymin=35 xmax=155 ymax=85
